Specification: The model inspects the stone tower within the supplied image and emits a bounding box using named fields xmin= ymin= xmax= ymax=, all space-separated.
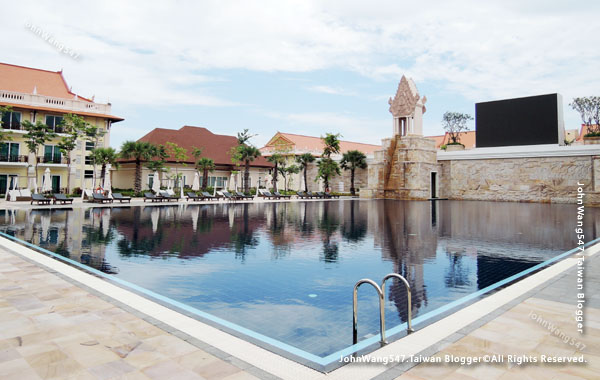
xmin=363 ymin=76 xmax=438 ymax=200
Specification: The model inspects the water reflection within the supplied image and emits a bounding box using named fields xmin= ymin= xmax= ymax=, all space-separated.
xmin=0 ymin=200 xmax=597 ymax=357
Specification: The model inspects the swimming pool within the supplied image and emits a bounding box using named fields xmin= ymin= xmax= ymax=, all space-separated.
xmin=0 ymin=200 xmax=595 ymax=369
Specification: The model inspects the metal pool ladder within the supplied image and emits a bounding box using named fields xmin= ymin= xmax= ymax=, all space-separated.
xmin=353 ymin=273 xmax=414 ymax=345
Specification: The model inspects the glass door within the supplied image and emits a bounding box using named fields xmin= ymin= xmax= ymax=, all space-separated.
xmin=51 ymin=175 xmax=61 ymax=193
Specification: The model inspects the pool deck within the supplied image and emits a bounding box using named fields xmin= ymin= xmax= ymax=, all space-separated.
xmin=0 ymin=199 xmax=598 ymax=379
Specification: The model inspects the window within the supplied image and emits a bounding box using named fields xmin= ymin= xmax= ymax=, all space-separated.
xmin=208 ymin=176 xmax=228 ymax=188
xmin=44 ymin=145 xmax=62 ymax=163
xmin=45 ymin=115 xmax=64 ymax=132
xmin=0 ymin=142 xmax=20 ymax=162
xmin=1 ymin=111 xmax=21 ymax=130
xmin=84 ymin=170 xmax=94 ymax=179
xmin=85 ymin=141 xmax=95 ymax=151
xmin=147 ymin=174 xmax=154 ymax=189
xmin=85 ymin=156 xmax=93 ymax=165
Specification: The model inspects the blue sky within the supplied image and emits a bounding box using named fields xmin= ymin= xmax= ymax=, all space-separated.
xmin=4 ymin=1 xmax=599 ymax=148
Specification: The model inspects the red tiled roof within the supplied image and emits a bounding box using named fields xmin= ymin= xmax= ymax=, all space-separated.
xmin=576 ymin=125 xmax=599 ymax=141
xmin=0 ymin=62 xmax=90 ymax=100
xmin=133 ymin=126 xmax=273 ymax=167
xmin=426 ymin=131 xmax=476 ymax=149
xmin=260 ymin=131 xmax=381 ymax=156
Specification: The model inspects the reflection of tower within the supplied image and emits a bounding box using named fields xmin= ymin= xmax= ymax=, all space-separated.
xmin=377 ymin=201 xmax=437 ymax=322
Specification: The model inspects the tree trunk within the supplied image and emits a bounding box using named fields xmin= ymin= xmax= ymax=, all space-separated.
xmin=324 ymin=176 xmax=329 ymax=192
xmin=203 ymin=169 xmax=208 ymax=191
xmin=134 ymin=159 xmax=142 ymax=194
xmin=101 ymin=163 xmax=106 ymax=184
xmin=272 ymin=162 xmax=278 ymax=192
xmin=350 ymin=168 xmax=355 ymax=196
xmin=66 ymin=152 xmax=71 ymax=194
xmin=244 ymin=160 xmax=250 ymax=193
xmin=304 ymin=167 xmax=308 ymax=192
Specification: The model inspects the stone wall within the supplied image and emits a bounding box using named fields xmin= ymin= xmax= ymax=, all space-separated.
xmin=438 ymin=155 xmax=600 ymax=205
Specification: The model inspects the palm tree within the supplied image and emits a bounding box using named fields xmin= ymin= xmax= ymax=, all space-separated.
xmin=90 ymin=147 xmax=120 ymax=185
xmin=233 ymin=145 xmax=261 ymax=193
xmin=340 ymin=150 xmax=367 ymax=196
xmin=196 ymin=157 xmax=215 ymax=190
xmin=295 ymin=153 xmax=315 ymax=192
xmin=322 ymin=133 xmax=341 ymax=158
xmin=266 ymin=153 xmax=284 ymax=192
xmin=119 ymin=141 xmax=157 ymax=194
xmin=317 ymin=157 xmax=340 ymax=192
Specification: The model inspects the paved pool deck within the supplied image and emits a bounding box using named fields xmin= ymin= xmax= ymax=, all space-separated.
xmin=0 ymin=200 xmax=598 ymax=379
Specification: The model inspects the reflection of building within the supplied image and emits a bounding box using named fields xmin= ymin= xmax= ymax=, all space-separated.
xmin=0 ymin=63 xmax=123 ymax=194
xmin=260 ymin=132 xmax=380 ymax=192
xmin=113 ymin=126 xmax=272 ymax=191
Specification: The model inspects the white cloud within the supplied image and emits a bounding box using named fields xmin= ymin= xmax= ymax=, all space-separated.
xmin=306 ymin=85 xmax=357 ymax=96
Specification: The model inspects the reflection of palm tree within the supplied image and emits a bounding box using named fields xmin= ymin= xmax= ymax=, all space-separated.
xmin=341 ymin=200 xmax=367 ymax=243
xmin=318 ymin=202 xmax=339 ymax=263
xmin=229 ymin=204 xmax=258 ymax=261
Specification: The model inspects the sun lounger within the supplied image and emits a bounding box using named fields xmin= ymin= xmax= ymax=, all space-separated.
xmin=235 ymin=191 xmax=253 ymax=200
xmin=187 ymin=192 xmax=202 ymax=201
xmin=201 ymin=191 xmax=216 ymax=201
xmin=296 ymin=191 xmax=312 ymax=199
xmin=112 ymin=193 xmax=131 ymax=203
xmin=17 ymin=189 xmax=32 ymax=201
xmin=273 ymin=191 xmax=291 ymax=199
xmin=31 ymin=193 xmax=51 ymax=205
xmin=306 ymin=191 xmax=320 ymax=198
xmin=144 ymin=192 xmax=161 ymax=202
xmin=92 ymin=193 xmax=113 ymax=203
xmin=53 ymin=193 xmax=74 ymax=204
xmin=220 ymin=191 xmax=238 ymax=201
xmin=159 ymin=190 xmax=179 ymax=201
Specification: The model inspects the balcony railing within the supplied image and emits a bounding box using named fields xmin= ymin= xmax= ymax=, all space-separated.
xmin=1 ymin=124 xmax=65 ymax=133
xmin=0 ymin=90 xmax=112 ymax=115
xmin=0 ymin=154 xmax=28 ymax=163
xmin=38 ymin=155 xmax=69 ymax=164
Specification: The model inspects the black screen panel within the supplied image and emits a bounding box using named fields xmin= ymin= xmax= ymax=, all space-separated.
xmin=475 ymin=94 xmax=560 ymax=148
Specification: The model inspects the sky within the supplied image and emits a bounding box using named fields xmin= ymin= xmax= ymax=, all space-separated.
xmin=3 ymin=1 xmax=599 ymax=149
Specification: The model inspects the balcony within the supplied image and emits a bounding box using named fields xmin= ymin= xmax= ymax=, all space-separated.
xmin=38 ymin=155 xmax=69 ymax=164
xmin=0 ymin=124 xmax=65 ymax=133
xmin=0 ymin=90 xmax=112 ymax=115
xmin=0 ymin=154 xmax=28 ymax=163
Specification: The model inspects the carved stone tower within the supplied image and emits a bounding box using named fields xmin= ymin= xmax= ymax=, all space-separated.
xmin=389 ymin=76 xmax=427 ymax=136
xmin=363 ymin=77 xmax=438 ymax=200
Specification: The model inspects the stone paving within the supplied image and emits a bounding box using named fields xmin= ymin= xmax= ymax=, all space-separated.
xmin=389 ymin=253 xmax=600 ymax=380
xmin=0 ymin=248 xmax=263 ymax=380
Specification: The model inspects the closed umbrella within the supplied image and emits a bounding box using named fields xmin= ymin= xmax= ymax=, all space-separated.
xmin=102 ymin=208 xmax=111 ymax=237
xmin=192 ymin=172 xmax=200 ymax=191
xmin=28 ymin=177 xmax=37 ymax=194
xmin=151 ymin=207 xmax=159 ymax=234
xmin=41 ymin=213 xmax=51 ymax=242
xmin=42 ymin=168 xmax=52 ymax=193
xmin=228 ymin=172 xmax=235 ymax=191
xmin=103 ymin=164 xmax=112 ymax=196
xmin=191 ymin=205 xmax=199 ymax=232
xmin=152 ymin=171 xmax=161 ymax=193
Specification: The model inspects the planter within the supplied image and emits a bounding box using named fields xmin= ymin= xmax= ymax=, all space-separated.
xmin=583 ymin=136 xmax=600 ymax=145
xmin=445 ymin=144 xmax=465 ymax=151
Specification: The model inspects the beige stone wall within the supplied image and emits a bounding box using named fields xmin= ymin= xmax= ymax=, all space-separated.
xmin=438 ymin=155 xmax=600 ymax=205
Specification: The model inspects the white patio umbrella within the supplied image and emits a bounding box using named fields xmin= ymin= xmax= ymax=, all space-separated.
xmin=228 ymin=173 xmax=235 ymax=191
xmin=152 ymin=171 xmax=161 ymax=194
xmin=151 ymin=207 xmax=159 ymax=234
xmin=192 ymin=172 xmax=200 ymax=191
xmin=179 ymin=178 xmax=184 ymax=199
xmin=41 ymin=168 xmax=52 ymax=193
xmin=103 ymin=164 xmax=112 ymax=196
xmin=265 ymin=174 xmax=272 ymax=190
xmin=28 ymin=177 xmax=37 ymax=194
xmin=41 ymin=213 xmax=51 ymax=242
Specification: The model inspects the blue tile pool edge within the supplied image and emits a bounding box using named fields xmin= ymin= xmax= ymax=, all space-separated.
xmin=0 ymin=230 xmax=597 ymax=368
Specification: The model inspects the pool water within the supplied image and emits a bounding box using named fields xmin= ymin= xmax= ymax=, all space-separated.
xmin=0 ymin=200 xmax=596 ymax=361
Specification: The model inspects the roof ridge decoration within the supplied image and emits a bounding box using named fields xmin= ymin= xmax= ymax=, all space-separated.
xmin=388 ymin=75 xmax=427 ymax=117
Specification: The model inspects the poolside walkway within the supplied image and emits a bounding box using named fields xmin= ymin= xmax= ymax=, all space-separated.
xmin=1 ymin=236 xmax=598 ymax=379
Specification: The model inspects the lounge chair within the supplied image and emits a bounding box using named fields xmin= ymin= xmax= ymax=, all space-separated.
xmin=201 ymin=191 xmax=216 ymax=201
xmin=316 ymin=191 xmax=331 ymax=199
xmin=53 ymin=193 xmax=74 ymax=204
xmin=186 ymin=192 xmax=202 ymax=201
xmin=31 ymin=194 xmax=51 ymax=205
xmin=235 ymin=191 xmax=253 ymax=200
xmin=92 ymin=193 xmax=113 ymax=204
xmin=296 ymin=191 xmax=312 ymax=199
xmin=220 ymin=191 xmax=237 ymax=201
xmin=17 ymin=189 xmax=32 ymax=201
xmin=144 ymin=192 xmax=161 ymax=202
xmin=159 ymin=190 xmax=179 ymax=202
xmin=306 ymin=191 xmax=322 ymax=198
xmin=273 ymin=191 xmax=291 ymax=199
xmin=112 ymin=193 xmax=131 ymax=203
